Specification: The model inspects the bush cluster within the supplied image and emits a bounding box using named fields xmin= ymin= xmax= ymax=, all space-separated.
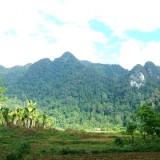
xmin=6 ymin=141 xmax=31 ymax=160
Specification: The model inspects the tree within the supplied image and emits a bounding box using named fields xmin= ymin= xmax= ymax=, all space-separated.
xmin=136 ymin=104 xmax=160 ymax=139
xmin=27 ymin=100 xmax=36 ymax=128
xmin=42 ymin=114 xmax=48 ymax=129
xmin=126 ymin=123 xmax=137 ymax=144
xmin=0 ymin=77 xmax=7 ymax=103
xmin=47 ymin=117 xmax=54 ymax=128
xmin=9 ymin=110 xmax=17 ymax=125
xmin=15 ymin=108 xmax=23 ymax=126
xmin=0 ymin=77 xmax=8 ymax=130
xmin=0 ymin=107 xmax=10 ymax=130
xmin=146 ymin=88 xmax=160 ymax=112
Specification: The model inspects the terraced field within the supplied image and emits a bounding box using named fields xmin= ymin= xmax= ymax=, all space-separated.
xmin=1 ymin=126 xmax=160 ymax=160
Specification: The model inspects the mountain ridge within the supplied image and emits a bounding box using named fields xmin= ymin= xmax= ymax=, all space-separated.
xmin=1 ymin=52 xmax=160 ymax=128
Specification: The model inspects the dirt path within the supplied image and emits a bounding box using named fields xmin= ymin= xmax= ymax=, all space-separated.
xmin=31 ymin=152 xmax=160 ymax=160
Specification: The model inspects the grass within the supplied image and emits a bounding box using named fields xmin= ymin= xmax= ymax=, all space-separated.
xmin=1 ymin=125 xmax=160 ymax=159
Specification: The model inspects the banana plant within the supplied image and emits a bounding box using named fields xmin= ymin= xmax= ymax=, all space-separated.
xmin=20 ymin=108 xmax=29 ymax=127
xmin=47 ymin=117 xmax=54 ymax=128
xmin=32 ymin=111 xmax=40 ymax=128
xmin=9 ymin=110 xmax=17 ymax=125
xmin=27 ymin=100 xmax=36 ymax=128
xmin=16 ymin=108 xmax=22 ymax=126
xmin=0 ymin=107 xmax=10 ymax=130
xmin=42 ymin=114 xmax=48 ymax=129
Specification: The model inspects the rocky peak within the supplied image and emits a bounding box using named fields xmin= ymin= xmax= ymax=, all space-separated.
xmin=130 ymin=64 xmax=146 ymax=88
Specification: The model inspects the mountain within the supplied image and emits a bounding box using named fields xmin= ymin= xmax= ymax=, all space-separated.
xmin=1 ymin=52 xmax=160 ymax=129
xmin=81 ymin=61 xmax=128 ymax=79
xmin=0 ymin=64 xmax=31 ymax=86
xmin=144 ymin=61 xmax=160 ymax=81
xmin=129 ymin=64 xmax=147 ymax=88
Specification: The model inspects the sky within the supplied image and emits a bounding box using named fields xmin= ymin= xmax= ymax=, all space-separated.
xmin=0 ymin=0 xmax=160 ymax=70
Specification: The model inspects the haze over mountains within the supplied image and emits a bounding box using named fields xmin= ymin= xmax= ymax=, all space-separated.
xmin=1 ymin=52 xmax=160 ymax=128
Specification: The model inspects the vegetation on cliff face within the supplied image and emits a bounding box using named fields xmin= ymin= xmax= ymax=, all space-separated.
xmin=1 ymin=52 xmax=160 ymax=129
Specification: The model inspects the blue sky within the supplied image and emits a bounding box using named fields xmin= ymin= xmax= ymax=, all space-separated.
xmin=0 ymin=0 xmax=160 ymax=70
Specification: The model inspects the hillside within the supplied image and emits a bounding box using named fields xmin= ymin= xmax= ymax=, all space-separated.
xmin=1 ymin=52 xmax=160 ymax=129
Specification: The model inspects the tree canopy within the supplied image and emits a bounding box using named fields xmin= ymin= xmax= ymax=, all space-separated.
xmin=137 ymin=104 xmax=160 ymax=136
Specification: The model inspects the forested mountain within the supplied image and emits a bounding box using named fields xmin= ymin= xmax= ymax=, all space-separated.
xmin=0 ymin=64 xmax=31 ymax=86
xmin=81 ymin=60 xmax=128 ymax=79
xmin=1 ymin=52 xmax=160 ymax=129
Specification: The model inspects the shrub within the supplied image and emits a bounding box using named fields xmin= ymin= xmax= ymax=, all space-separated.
xmin=114 ymin=137 xmax=123 ymax=145
xmin=40 ymin=149 xmax=47 ymax=154
xmin=60 ymin=147 xmax=87 ymax=154
xmin=91 ymin=149 xmax=101 ymax=154
xmin=49 ymin=147 xmax=60 ymax=154
xmin=6 ymin=151 xmax=22 ymax=160
xmin=6 ymin=141 xmax=31 ymax=160
xmin=24 ymin=155 xmax=34 ymax=160
xmin=15 ymin=141 xmax=31 ymax=154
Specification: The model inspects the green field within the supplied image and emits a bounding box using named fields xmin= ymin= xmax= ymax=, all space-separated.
xmin=1 ymin=125 xmax=160 ymax=160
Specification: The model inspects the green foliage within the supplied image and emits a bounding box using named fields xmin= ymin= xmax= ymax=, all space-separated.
xmin=0 ymin=76 xmax=7 ymax=103
xmin=137 ymin=104 xmax=160 ymax=136
xmin=6 ymin=151 xmax=22 ymax=160
xmin=103 ymin=143 xmax=160 ymax=153
xmin=23 ymin=155 xmax=34 ymax=160
xmin=126 ymin=123 xmax=137 ymax=135
xmin=15 ymin=141 xmax=31 ymax=154
xmin=114 ymin=137 xmax=123 ymax=145
xmin=1 ymin=123 xmax=160 ymax=159
xmin=6 ymin=141 xmax=31 ymax=160
xmin=1 ymin=53 xmax=160 ymax=129
xmin=126 ymin=123 xmax=137 ymax=144
xmin=1 ymin=107 xmax=9 ymax=122
xmin=60 ymin=147 xmax=87 ymax=154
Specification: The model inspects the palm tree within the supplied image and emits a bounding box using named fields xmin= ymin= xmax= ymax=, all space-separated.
xmin=9 ymin=110 xmax=17 ymax=125
xmin=0 ymin=107 xmax=10 ymax=130
xmin=33 ymin=111 xmax=40 ymax=128
xmin=16 ymin=108 xmax=22 ymax=126
xmin=27 ymin=100 xmax=36 ymax=128
xmin=42 ymin=114 xmax=48 ymax=129
xmin=47 ymin=117 xmax=54 ymax=128
xmin=20 ymin=108 xmax=29 ymax=127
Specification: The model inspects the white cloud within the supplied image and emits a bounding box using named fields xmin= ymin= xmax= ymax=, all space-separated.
xmin=95 ymin=0 xmax=160 ymax=33
xmin=119 ymin=38 xmax=160 ymax=70
xmin=51 ymin=23 xmax=108 ymax=62
xmin=0 ymin=1 xmax=108 ymax=67
xmin=34 ymin=0 xmax=160 ymax=33
xmin=0 ymin=0 xmax=160 ymax=68
xmin=0 ymin=27 xmax=103 ymax=67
